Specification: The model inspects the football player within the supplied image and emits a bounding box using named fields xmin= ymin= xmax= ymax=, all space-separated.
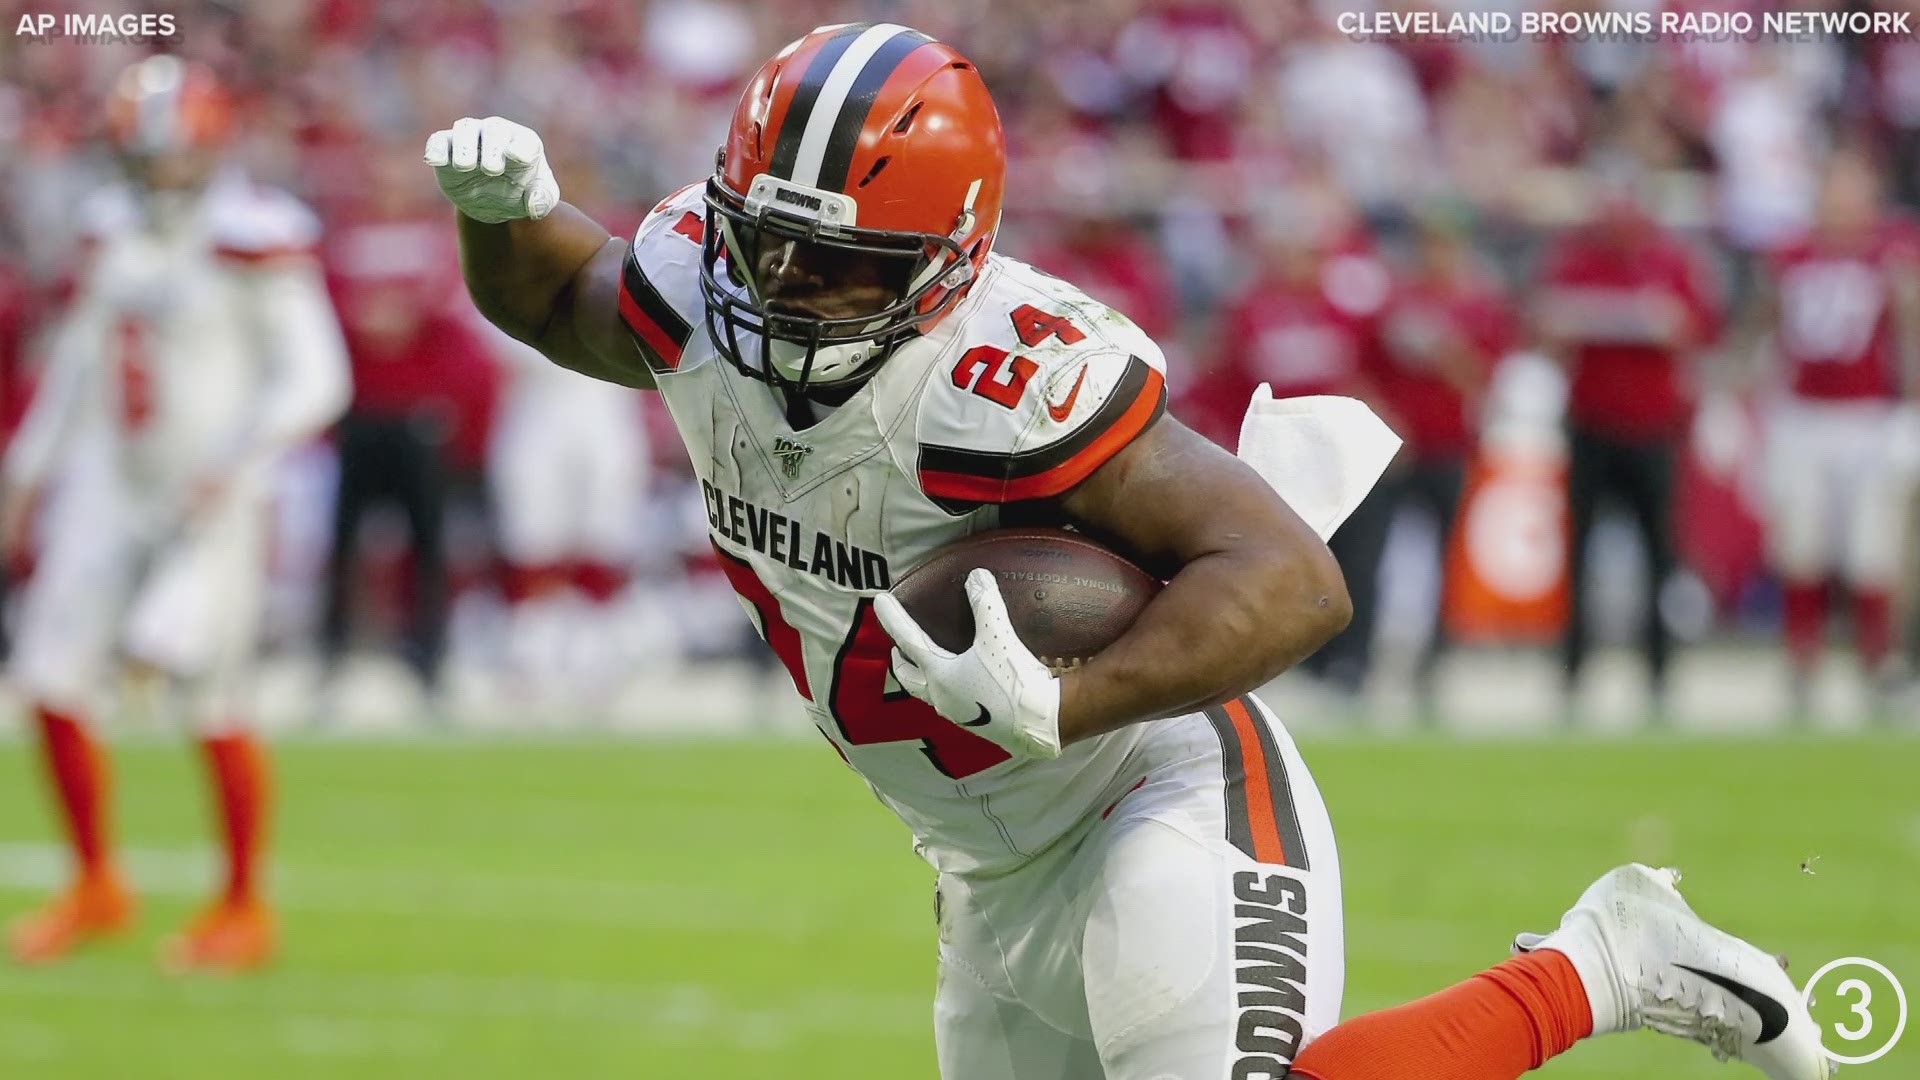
xmin=429 ymin=25 xmax=1832 ymax=1079
xmin=3 ymin=57 xmax=351 ymax=971
xmin=1752 ymin=147 xmax=1920 ymax=716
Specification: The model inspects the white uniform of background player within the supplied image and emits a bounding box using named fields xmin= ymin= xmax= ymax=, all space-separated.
xmin=5 ymin=173 xmax=350 ymax=723
xmin=618 ymin=183 xmax=1344 ymax=1078
xmin=483 ymin=319 xmax=649 ymax=691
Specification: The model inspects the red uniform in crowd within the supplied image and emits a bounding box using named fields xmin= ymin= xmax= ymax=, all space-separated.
xmin=1761 ymin=194 xmax=1920 ymax=693
xmin=1770 ymin=226 xmax=1914 ymax=403
xmin=1113 ymin=1 xmax=1258 ymax=161
xmin=323 ymin=210 xmax=491 ymax=446
xmin=1539 ymin=226 xmax=1718 ymax=443
xmin=1368 ymin=233 xmax=1513 ymax=705
xmin=318 ymin=165 xmax=497 ymax=688
xmin=1180 ymin=217 xmax=1392 ymax=437
xmin=1376 ymin=267 xmax=1510 ymax=463
xmin=1537 ymin=207 xmax=1720 ymax=706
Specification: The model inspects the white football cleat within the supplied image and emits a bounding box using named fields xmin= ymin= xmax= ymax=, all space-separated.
xmin=1516 ymin=863 xmax=1834 ymax=1080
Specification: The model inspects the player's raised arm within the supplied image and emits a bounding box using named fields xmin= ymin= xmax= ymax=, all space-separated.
xmin=1045 ymin=415 xmax=1352 ymax=742
xmin=425 ymin=116 xmax=655 ymax=389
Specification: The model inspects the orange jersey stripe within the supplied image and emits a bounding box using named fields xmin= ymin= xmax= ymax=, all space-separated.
xmin=919 ymin=364 xmax=1166 ymax=503
xmin=1224 ymin=696 xmax=1289 ymax=865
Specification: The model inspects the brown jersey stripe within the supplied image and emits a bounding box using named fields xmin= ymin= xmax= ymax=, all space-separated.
xmin=1206 ymin=696 xmax=1310 ymax=869
xmin=1207 ymin=702 xmax=1258 ymax=861
xmin=918 ymin=357 xmax=1165 ymax=510
xmin=619 ymin=246 xmax=692 ymax=372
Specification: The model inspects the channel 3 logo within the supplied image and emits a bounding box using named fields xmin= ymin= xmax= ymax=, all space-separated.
xmin=1802 ymin=957 xmax=1908 ymax=1066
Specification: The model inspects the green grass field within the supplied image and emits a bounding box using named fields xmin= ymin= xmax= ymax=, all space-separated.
xmin=0 ymin=733 xmax=1914 ymax=1078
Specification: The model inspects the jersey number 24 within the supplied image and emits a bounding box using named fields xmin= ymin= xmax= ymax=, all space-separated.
xmin=716 ymin=550 xmax=1011 ymax=778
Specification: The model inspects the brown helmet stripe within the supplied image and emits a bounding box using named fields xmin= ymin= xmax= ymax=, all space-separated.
xmin=768 ymin=24 xmax=868 ymax=182
xmin=776 ymin=24 xmax=929 ymax=189
xmin=813 ymin=29 xmax=932 ymax=192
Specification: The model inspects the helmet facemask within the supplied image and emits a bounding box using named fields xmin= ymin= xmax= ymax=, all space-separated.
xmin=700 ymin=174 xmax=977 ymax=398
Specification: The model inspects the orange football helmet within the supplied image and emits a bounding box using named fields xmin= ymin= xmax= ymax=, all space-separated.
xmin=107 ymin=56 xmax=234 ymax=156
xmin=702 ymin=24 xmax=1007 ymax=393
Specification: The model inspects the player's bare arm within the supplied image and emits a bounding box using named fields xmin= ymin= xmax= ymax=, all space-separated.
xmin=1045 ymin=415 xmax=1351 ymax=743
xmin=426 ymin=117 xmax=656 ymax=389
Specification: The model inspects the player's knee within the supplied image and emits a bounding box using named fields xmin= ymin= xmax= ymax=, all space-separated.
xmin=1084 ymin=820 xmax=1227 ymax=1051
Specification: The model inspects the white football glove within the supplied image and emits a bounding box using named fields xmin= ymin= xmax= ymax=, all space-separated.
xmin=874 ymin=568 xmax=1063 ymax=762
xmin=423 ymin=116 xmax=559 ymax=224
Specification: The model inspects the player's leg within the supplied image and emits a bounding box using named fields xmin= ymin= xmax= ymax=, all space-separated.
xmin=1561 ymin=430 xmax=1607 ymax=706
xmin=1841 ymin=407 xmax=1915 ymax=704
xmin=935 ymin=948 xmax=1104 ymax=1079
xmin=394 ymin=419 xmax=451 ymax=691
xmin=1078 ymin=697 xmax=1343 ymax=1079
xmin=320 ymin=414 xmax=381 ymax=677
xmin=569 ymin=403 xmax=647 ymax=695
xmin=1622 ymin=438 xmax=1678 ymax=710
xmin=572 ymin=405 xmax=644 ymax=609
xmin=125 ymin=496 xmax=275 ymax=972
xmin=5 ymin=457 xmax=139 ymax=963
xmin=1412 ymin=457 xmax=1467 ymax=715
xmin=934 ymin=874 xmax=1104 ymax=1080
xmin=1290 ymin=864 xmax=1832 ymax=1080
xmin=1766 ymin=405 xmax=1835 ymax=708
xmin=489 ymin=395 xmax=574 ymax=692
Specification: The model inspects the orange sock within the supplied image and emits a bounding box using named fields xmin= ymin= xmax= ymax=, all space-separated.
xmin=200 ymin=732 xmax=270 ymax=906
xmin=1290 ymin=950 xmax=1593 ymax=1080
xmin=33 ymin=705 xmax=113 ymax=881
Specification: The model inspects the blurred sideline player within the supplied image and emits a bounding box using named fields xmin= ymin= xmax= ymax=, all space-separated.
xmin=1536 ymin=164 xmax=1721 ymax=717
xmin=1 ymin=57 xmax=351 ymax=971
xmin=485 ymin=321 xmax=648 ymax=698
xmin=429 ymin=25 xmax=1830 ymax=1080
xmin=1750 ymin=148 xmax=1920 ymax=715
xmin=1373 ymin=208 xmax=1510 ymax=713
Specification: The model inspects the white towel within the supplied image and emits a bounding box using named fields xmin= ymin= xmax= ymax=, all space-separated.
xmin=1235 ymin=386 xmax=1403 ymax=541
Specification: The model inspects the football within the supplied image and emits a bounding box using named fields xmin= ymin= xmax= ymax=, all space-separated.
xmin=889 ymin=527 xmax=1161 ymax=670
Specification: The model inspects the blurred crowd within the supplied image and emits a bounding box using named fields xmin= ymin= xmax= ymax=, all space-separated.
xmin=2 ymin=0 xmax=1918 ymax=719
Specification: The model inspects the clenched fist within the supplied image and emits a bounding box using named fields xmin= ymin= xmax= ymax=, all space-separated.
xmin=423 ymin=116 xmax=559 ymax=224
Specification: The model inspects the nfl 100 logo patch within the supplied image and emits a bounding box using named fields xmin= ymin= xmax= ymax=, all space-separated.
xmin=772 ymin=436 xmax=812 ymax=478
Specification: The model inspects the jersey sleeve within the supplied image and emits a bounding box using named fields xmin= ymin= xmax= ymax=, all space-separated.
xmin=915 ymin=339 xmax=1167 ymax=513
xmin=617 ymin=183 xmax=707 ymax=375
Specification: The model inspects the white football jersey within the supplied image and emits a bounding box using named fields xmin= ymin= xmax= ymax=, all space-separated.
xmin=5 ymin=173 xmax=350 ymax=509
xmin=622 ymin=184 xmax=1171 ymax=873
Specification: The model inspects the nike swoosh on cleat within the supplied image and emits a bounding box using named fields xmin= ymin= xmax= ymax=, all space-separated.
xmin=960 ymin=705 xmax=993 ymax=728
xmin=1046 ymin=369 xmax=1087 ymax=423
xmin=1676 ymin=964 xmax=1790 ymax=1044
